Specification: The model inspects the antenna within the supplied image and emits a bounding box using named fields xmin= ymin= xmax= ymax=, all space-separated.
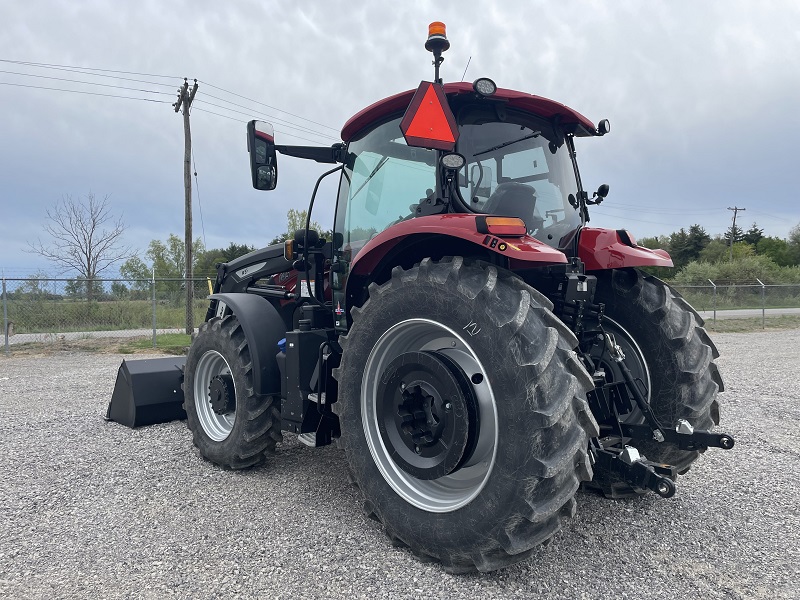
xmin=461 ymin=56 xmax=472 ymax=82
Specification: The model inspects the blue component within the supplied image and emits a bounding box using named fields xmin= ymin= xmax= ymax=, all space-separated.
xmin=278 ymin=337 xmax=286 ymax=353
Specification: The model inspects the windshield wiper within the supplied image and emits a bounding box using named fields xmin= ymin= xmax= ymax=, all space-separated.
xmin=473 ymin=131 xmax=541 ymax=157
xmin=350 ymin=156 xmax=389 ymax=200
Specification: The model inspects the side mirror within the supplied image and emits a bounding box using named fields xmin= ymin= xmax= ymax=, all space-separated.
xmin=247 ymin=120 xmax=278 ymax=190
xmin=596 ymin=183 xmax=609 ymax=198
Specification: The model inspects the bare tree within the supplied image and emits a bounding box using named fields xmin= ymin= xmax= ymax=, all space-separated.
xmin=28 ymin=192 xmax=132 ymax=301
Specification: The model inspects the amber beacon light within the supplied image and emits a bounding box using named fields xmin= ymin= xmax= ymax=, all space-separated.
xmin=425 ymin=21 xmax=450 ymax=52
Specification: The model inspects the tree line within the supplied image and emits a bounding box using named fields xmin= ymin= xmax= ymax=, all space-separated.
xmin=23 ymin=192 xmax=800 ymax=302
xmin=637 ymin=222 xmax=800 ymax=284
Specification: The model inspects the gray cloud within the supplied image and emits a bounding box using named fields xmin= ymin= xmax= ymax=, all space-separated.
xmin=1 ymin=1 xmax=798 ymax=276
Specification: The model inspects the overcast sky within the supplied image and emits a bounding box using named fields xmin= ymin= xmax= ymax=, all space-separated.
xmin=1 ymin=1 xmax=798 ymax=278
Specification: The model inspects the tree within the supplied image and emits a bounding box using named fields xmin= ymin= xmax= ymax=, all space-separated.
xmin=147 ymin=234 xmax=204 ymax=279
xmin=28 ymin=193 xmax=132 ymax=302
xmin=723 ymin=223 xmax=745 ymax=246
xmin=14 ymin=271 xmax=53 ymax=300
xmin=667 ymin=224 xmax=711 ymax=269
xmin=269 ymin=208 xmax=329 ymax=245
xmin=195 ymin=242 xmax=257 ymax=276
xmin=743 ymin=222 xmax=764 ymax=247
xmin=700 ymin=238 xmax=753 ymax=263
xmin=119 ymin=234 xmax=205 ymax=305
xmin=636 ymin=235 xmax=669 ymax=250
xmin=756 ymin=236 xmax=792 ymax=267
xmin=788 ymin=223 xmax=800 ymax=266
xmin=65 ymin=277 xmax=105 ymax=300
xmin=685 ymin=224 xmax=711 ymax=257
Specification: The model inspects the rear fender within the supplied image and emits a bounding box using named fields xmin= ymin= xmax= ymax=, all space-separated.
xmin=579 ymin=227 xmax=673 ymax=270
xmin=209 ymin=293 xmax=286 ymax=397
xmin=348 ymin=214 xmax=567 ymax=280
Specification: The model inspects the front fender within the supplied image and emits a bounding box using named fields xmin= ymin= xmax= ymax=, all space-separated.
xmin=579 ymin=227 xmax=673 ymax=270
xmin=208 ymin=293 xmax=285 ymax=397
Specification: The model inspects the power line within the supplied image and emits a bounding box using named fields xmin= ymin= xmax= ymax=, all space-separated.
xmin=747 ymin=209 xmax=792 ymax=222
xmin=191 ymin=148 xmax=206 ymax=249
xmin=193 ymin=98 xmax=338 ymax=142
xmin=191 ymin=107 xmax=337 ymax=145
xmin=0 ymin=81 xmax=171 ymax=103
xmin=192 ymin=106 xmax=242 ymax=122
xmin=3 ymin=59 xmax=340 ymax=140
xmin=0 ymin=59 xmax=177 ymax=88
xmin=198 ymin=79 xmax=340 ymax=132
xmin=0 ymin=58 xmax=179 ymax=79
xmin=0 ymin=68 xmax=174 ymax=96
xmin=198 ymin=90 xmax=339 ymax=139
xmin=601 ymin=202 xmax=725 ymax=215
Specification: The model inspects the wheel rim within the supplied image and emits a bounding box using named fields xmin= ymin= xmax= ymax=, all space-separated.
xmin=194 ymin=350 xmax=236 ymax=442
xmin=362 ymin=319 xmax=498 ymax=513
xmin=593 ymin=316 xmax=651 ymax=423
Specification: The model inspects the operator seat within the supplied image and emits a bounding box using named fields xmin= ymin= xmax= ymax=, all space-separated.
xmin=485 ymin=182 xmax=539 ymax=232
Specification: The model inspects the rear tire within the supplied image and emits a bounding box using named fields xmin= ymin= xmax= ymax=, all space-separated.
xmin=183 ymin=315 xmax=282 ymax=469
xmin=335 ymin=258 xmax=598 ymax=572
xmin=587 ymin=268 xmax=723 ymax=498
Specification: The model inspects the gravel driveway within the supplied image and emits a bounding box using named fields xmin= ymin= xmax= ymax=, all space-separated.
xmin=1 ymin=329 xmax=798 ymax=599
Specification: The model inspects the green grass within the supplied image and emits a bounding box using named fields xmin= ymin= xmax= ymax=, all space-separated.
xmin=5 ymin=299 xmax=209 ymax=334
xmin=118 ymin=333 xmax=192 ymax=355
xmin=705 ymin=314 xmax=800 ymax=333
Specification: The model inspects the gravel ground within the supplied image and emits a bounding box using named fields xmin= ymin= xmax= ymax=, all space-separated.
xmin=0 ymin=329 xmax=798 ymax=599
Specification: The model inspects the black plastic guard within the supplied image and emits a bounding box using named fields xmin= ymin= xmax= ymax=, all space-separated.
xmin=106 ymin=357 xmax=187 ymax=427
xmin=209 ymin=293 xmax=286 ymax=397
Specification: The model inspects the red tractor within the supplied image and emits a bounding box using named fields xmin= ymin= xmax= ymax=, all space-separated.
xmin=116 ymin=23 xmax=733 ymax=572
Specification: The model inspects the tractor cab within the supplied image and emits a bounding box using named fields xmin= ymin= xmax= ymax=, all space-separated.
xmin=245 ymin=38 xmax=616 ymax=330
xmin=335 ymin=84 xmax=594 ymax=255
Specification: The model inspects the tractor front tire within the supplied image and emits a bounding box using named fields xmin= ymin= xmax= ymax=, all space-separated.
xmin=334 ymin=258 xmax=598 ymax=573
xmin=183 ymin=315 xmax=282 ymax=469
xmin=588 ymin=268 xmax=724 ymax=497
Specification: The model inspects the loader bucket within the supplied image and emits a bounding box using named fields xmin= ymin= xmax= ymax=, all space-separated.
xmin=106 ymin=357 xmax=188 ymax=427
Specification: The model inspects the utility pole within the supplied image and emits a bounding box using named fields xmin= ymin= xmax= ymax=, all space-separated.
xmin=174 ymin=78 xmax=199 ymax=335
xmin=727 ymin=206 xmax=746 ymax=261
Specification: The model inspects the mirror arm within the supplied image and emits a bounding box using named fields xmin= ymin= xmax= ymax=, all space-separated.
xmin=276 ymin=143 xmax=345 ymax=164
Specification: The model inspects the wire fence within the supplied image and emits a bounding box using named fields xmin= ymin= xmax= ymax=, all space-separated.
xmin=2 ymin=277 xmax=213 ymax=354
xmin=3 ymin=277 xmax=800 ymax=354
xmin=671 ymin=282 xmax=800 ymax=319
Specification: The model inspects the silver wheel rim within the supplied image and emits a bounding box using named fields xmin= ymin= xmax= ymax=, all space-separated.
xmin=362 ymin=318 xmax=498 ymax=513
xmin=598 ymin=316 xmax=652 ymax=422
xmin=194 ymin=350 xmax=236 ymax=442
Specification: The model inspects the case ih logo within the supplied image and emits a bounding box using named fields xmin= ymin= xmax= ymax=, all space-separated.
xmin=335 ymin=302 xmax=345 ymax=316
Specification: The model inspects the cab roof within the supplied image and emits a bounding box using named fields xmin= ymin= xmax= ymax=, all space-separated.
xmin=341 ymin=82 xmax=596 ymax=142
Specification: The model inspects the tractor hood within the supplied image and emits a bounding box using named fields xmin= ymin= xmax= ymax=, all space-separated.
xmin=341 ymin=82 xmax=596 ymax=142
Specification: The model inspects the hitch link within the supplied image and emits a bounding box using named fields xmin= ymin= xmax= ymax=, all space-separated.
xmin=619 ymin=422 xmax=736 ymax=451
xmin=605 ymin=334 xmax=666 ymax=442
xmin=593 ymin=444 xmax=677 ymax=498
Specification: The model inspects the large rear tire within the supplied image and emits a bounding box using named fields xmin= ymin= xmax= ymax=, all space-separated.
xmin=588 ymin=268 xmax=724 ymax=497
xmin=334 ymin=258 xmax=598 ymax=573
xmin=183 ymin=315 xmax=282 ymax=469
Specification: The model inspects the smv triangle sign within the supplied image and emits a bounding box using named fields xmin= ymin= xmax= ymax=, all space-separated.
xmin=399 ymin=81 xmax=459 ymax=151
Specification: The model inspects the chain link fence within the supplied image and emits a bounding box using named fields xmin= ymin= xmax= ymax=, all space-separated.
xmin=4 ymin=277 xmax=800 ymax=354
xmin=2 ymin=277 xmax=213 ymax=353
xmin=671 ymin=282 xmax=800 ymax=318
